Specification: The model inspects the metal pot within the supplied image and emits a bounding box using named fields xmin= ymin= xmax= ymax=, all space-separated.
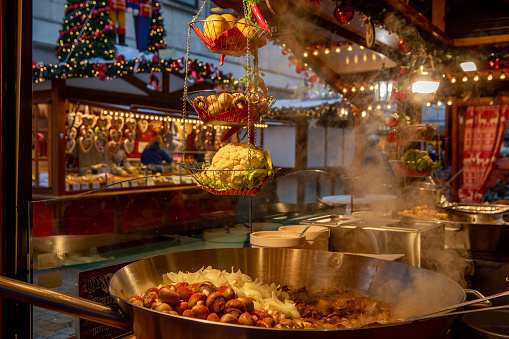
xmin=0 ymin=248 xmax=483 ymax=339
xmin=406 ymin=182 xmax=444 ymax=207
xmin=444 ymin=203 xmax=509 ymax=224
xmin=457 ymin=310 xmax=509 ymax=338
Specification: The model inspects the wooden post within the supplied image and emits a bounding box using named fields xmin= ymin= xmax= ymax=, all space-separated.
xmin=51 ymin=78 xmax=67 ymax=196
xmin=450 ymin=99 xmax=459 ymax=202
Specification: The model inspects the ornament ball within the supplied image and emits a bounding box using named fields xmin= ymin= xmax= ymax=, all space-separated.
xmin=333 ymin=5 xmax=354 ymax=24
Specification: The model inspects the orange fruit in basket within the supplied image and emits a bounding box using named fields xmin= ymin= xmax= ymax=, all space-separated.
xmin=203 ymin=15 xmax=229 ymax=39
xmin=221 ymin=14 xmax=238 ymax=29
xmin=236 ymin=18 xmax=259 ymax=40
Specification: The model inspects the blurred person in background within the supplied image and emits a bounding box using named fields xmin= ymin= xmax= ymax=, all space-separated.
xmin=141 ymin=135 xmax=173 ymax=174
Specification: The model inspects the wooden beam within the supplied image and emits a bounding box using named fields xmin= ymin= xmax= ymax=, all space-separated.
xmin=432 ymin=0 xmax=446 ymax=32
xmin=383 ymin=0 xmax=454 ymax=46
xmin=453 ymin=34 xmax=509 ymax=47
xmin=121 ymin=74 xmax=166 ymax=97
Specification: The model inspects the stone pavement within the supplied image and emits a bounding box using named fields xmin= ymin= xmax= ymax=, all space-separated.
xmin=32 ymin=267 xmax=79 ymax=339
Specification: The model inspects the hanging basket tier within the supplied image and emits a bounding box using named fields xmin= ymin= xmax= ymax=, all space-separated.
xmin=187 ymin=90 xmax=275 ymax=126
xmin=178 ymin=162 xmax=279 ymax=196
xmin=394 ymin=163 xmax=434 ymax=177
xmin=190 ymin=20 xmax=270 ymax=56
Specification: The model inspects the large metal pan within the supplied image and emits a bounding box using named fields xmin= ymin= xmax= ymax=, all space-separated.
xmin=0 ymin=248 xmax=468 ymax=338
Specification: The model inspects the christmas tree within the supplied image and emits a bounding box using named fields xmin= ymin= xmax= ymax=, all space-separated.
xmin=147 ymin=0 xmax=167 ymax=52
xmin=56 ymin=0 xmax=116 ymax=63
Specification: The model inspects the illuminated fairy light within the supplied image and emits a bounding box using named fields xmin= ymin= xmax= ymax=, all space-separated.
xmin=426 ymin=101 xmax=431 ymax=107
xmin=501 ymin=72 xmax=506 ymax=80
xmin=462 ymin=75 xmax=468 ymax=82
xmin=335 ymin=46 xmax=341 ymax=53
xmin=451 ymin=77 xmax=456 ymax=83
xmin=488 ymin=73 xmax=493 ymax=80
xmin=447 ymin=99 xmax=453 ymax=105
xmin=473 ymin=73 xmax=479 ymax=81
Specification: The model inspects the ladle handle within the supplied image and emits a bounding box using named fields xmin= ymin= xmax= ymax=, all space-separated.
xmin=445 ymin=158 xmax=475 ymax=187
xmin=406 ymin=290 xmax=509 ymax=321
xmin=0 ymin=276 xmax=131 ymax=331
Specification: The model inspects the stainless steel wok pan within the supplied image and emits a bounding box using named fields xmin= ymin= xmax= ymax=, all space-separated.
xmin=0 ymin=248 xmax=470 ymax=339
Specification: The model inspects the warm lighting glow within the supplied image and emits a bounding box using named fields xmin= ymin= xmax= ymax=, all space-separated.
xmin=368 ymin=105 xmax=373 ymax=110
xmin=303 ymin=51 xmax=308 ymax=57
xmin=360 ymin=86 xmax=365 ymax=91
xmin=361 ymin=111 xmax=367 ymax=117
xmin=473 ymin=73 xmax=479 ymax=81
xmin=412 ymin=80 xmax=440 ymax=93
xmin=426 ymin=101 xmax=431 ymax=107
xmin=488 ymin=73 xmax=493 ymax=80
xmin=437 ymin=101 xmax=442 ymax=106
xmin=451 ymin=77 xmax=457 ymax=83
xmin=460 ymin=62 xmax=477 ymax=72
xmin=313 ymin=49 xmax=319 ymax=56
xmin=501 ymin=72 xmax=506 ymax=80
xmin=462 ymin=75 xmax=468 ymax=82
xmin=351 ymin=87 xmax=356 ymax=92
xmin=335 ymin=46 xmax=341 ymax=53
xmin=386 ymin=104 xmax=391 ymax=109
xmin=447 ymin=99 xmax=453 ymax=105
xmin=376 ymin=105 xmax=381 ymax=110
xmin=343 ymin=88 xmax=347 ymax=93
xmin=347 ymin=43 xmax=353 ymax=51
xmin=324 ymin=48 xmax=330 ymax=54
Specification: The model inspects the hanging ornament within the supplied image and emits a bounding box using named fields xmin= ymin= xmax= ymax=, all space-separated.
xmin=147 ymin=73 xmax=161 ymax=90
xmin=398 ymin=39 xmax=413 ymax=55
xmin=333 ymin=4 xmax=354 ymax=24
xmin=138 ymin=119 xmax=149 ymax=133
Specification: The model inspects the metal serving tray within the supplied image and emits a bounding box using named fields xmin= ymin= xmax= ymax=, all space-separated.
xmin=300 ymin=215 xmax=445 ymax=269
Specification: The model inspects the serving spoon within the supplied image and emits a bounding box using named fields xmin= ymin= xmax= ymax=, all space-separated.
xmin=299 ymin=220 xmax=316 ymax=237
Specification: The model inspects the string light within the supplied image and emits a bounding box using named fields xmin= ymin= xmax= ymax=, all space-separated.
xmin=488 ymin=72 xmax=493 ymax=80
xmin=501 ymin=72 xmax=506 ymax=80
xmin=347 ymin=43 xmax=353 ymax=51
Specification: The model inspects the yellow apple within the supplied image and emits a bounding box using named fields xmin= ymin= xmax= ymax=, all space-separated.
xmin=203 ymin=14 xmax=229 ymax=39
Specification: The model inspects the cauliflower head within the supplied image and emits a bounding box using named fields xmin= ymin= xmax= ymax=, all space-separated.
xmin=201 ymin=142 xmax=273 ymax=190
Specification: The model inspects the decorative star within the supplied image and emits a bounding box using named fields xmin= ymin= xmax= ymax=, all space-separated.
xmin=309 ymin=118 xmax=319 ymax=128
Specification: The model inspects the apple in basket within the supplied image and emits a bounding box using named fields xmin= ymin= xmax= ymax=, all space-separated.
xmin=236 ymin=18 xmax=259 ymax=40
xmin=203 ymin=14 xmax=230 ymax=39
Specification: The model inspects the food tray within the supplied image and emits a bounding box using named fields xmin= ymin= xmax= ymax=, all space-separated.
xmin=190 ymin=20 xmax=270 ymax=56
xmin=446 ymin=203 xmax=509 ymax=215
xmin=178 ymin=162 xmax=279 ymax=196
xmin=187 ymin=90 xmax=275 ymax=126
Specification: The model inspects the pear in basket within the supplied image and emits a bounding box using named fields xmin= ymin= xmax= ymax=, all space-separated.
xmin=236 ymin=18 xmax=259 ymax=40
xmin=221 ymin=14 xmax=238 ymax=29
xmin=203 ymin=14 xmax=229 ymax=39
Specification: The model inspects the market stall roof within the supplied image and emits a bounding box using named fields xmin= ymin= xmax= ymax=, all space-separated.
xmin=212 ymin=0 xmax=509 ymax=111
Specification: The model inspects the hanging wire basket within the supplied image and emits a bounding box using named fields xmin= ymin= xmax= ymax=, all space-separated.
xmin=189 ymin=20 xmax=270 ymax=56
xmin=392 ymin=161 xmax=434 ymax=177
xmin=187 ymin=90 xmax=275 ymax=126
xmin=178 ymin=162 xmax=279 ymax=195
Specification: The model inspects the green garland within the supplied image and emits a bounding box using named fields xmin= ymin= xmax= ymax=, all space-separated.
xmin=331 ymin=0 xmax=509 ymax=68
xmin=32 ymin=58 xmax=239 ymax=88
